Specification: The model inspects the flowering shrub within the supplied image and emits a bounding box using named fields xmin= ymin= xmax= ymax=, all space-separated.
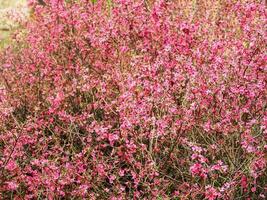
xmin=0 ymin=0 xmax=266 ymax=199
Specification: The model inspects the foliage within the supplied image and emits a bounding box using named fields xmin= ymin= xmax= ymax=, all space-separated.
xmin=0 ymin=0 xmax=266 ymax=199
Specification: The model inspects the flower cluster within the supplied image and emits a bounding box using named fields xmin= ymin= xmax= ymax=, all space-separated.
xmin=0 ymin=0 xmax=266 ymax=199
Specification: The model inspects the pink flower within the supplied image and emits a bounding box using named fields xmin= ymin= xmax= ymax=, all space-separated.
xmin=96 ymin=164 xmax=106 ymax=177
xmin=6 ymin=181 xmax=18 ymax=190
xmin=109 ymin=175 xmax=116 ymax=184
xmin=205 ymin=186 xmax=220 ymax=200
xmin=251 ymin=187 xmax=256 ymax=193
xmin=190 ymin=163 xmax=207 ymax=178
xmin=241 ymin=175 xmax=248 ymax=189
xmin=5 ymin=160 xmax=17 ymax=171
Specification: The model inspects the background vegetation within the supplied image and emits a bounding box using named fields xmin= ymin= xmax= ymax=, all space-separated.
xmin=0 ymin=0 xmax=27 ymax=48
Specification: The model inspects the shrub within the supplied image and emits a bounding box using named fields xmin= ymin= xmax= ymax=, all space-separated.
xmin=0 ymin=0 xmax=266 ymax=199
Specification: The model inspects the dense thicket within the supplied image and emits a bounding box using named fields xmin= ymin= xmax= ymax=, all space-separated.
xmin=0 ymin=0 xmax=266 ymax=199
